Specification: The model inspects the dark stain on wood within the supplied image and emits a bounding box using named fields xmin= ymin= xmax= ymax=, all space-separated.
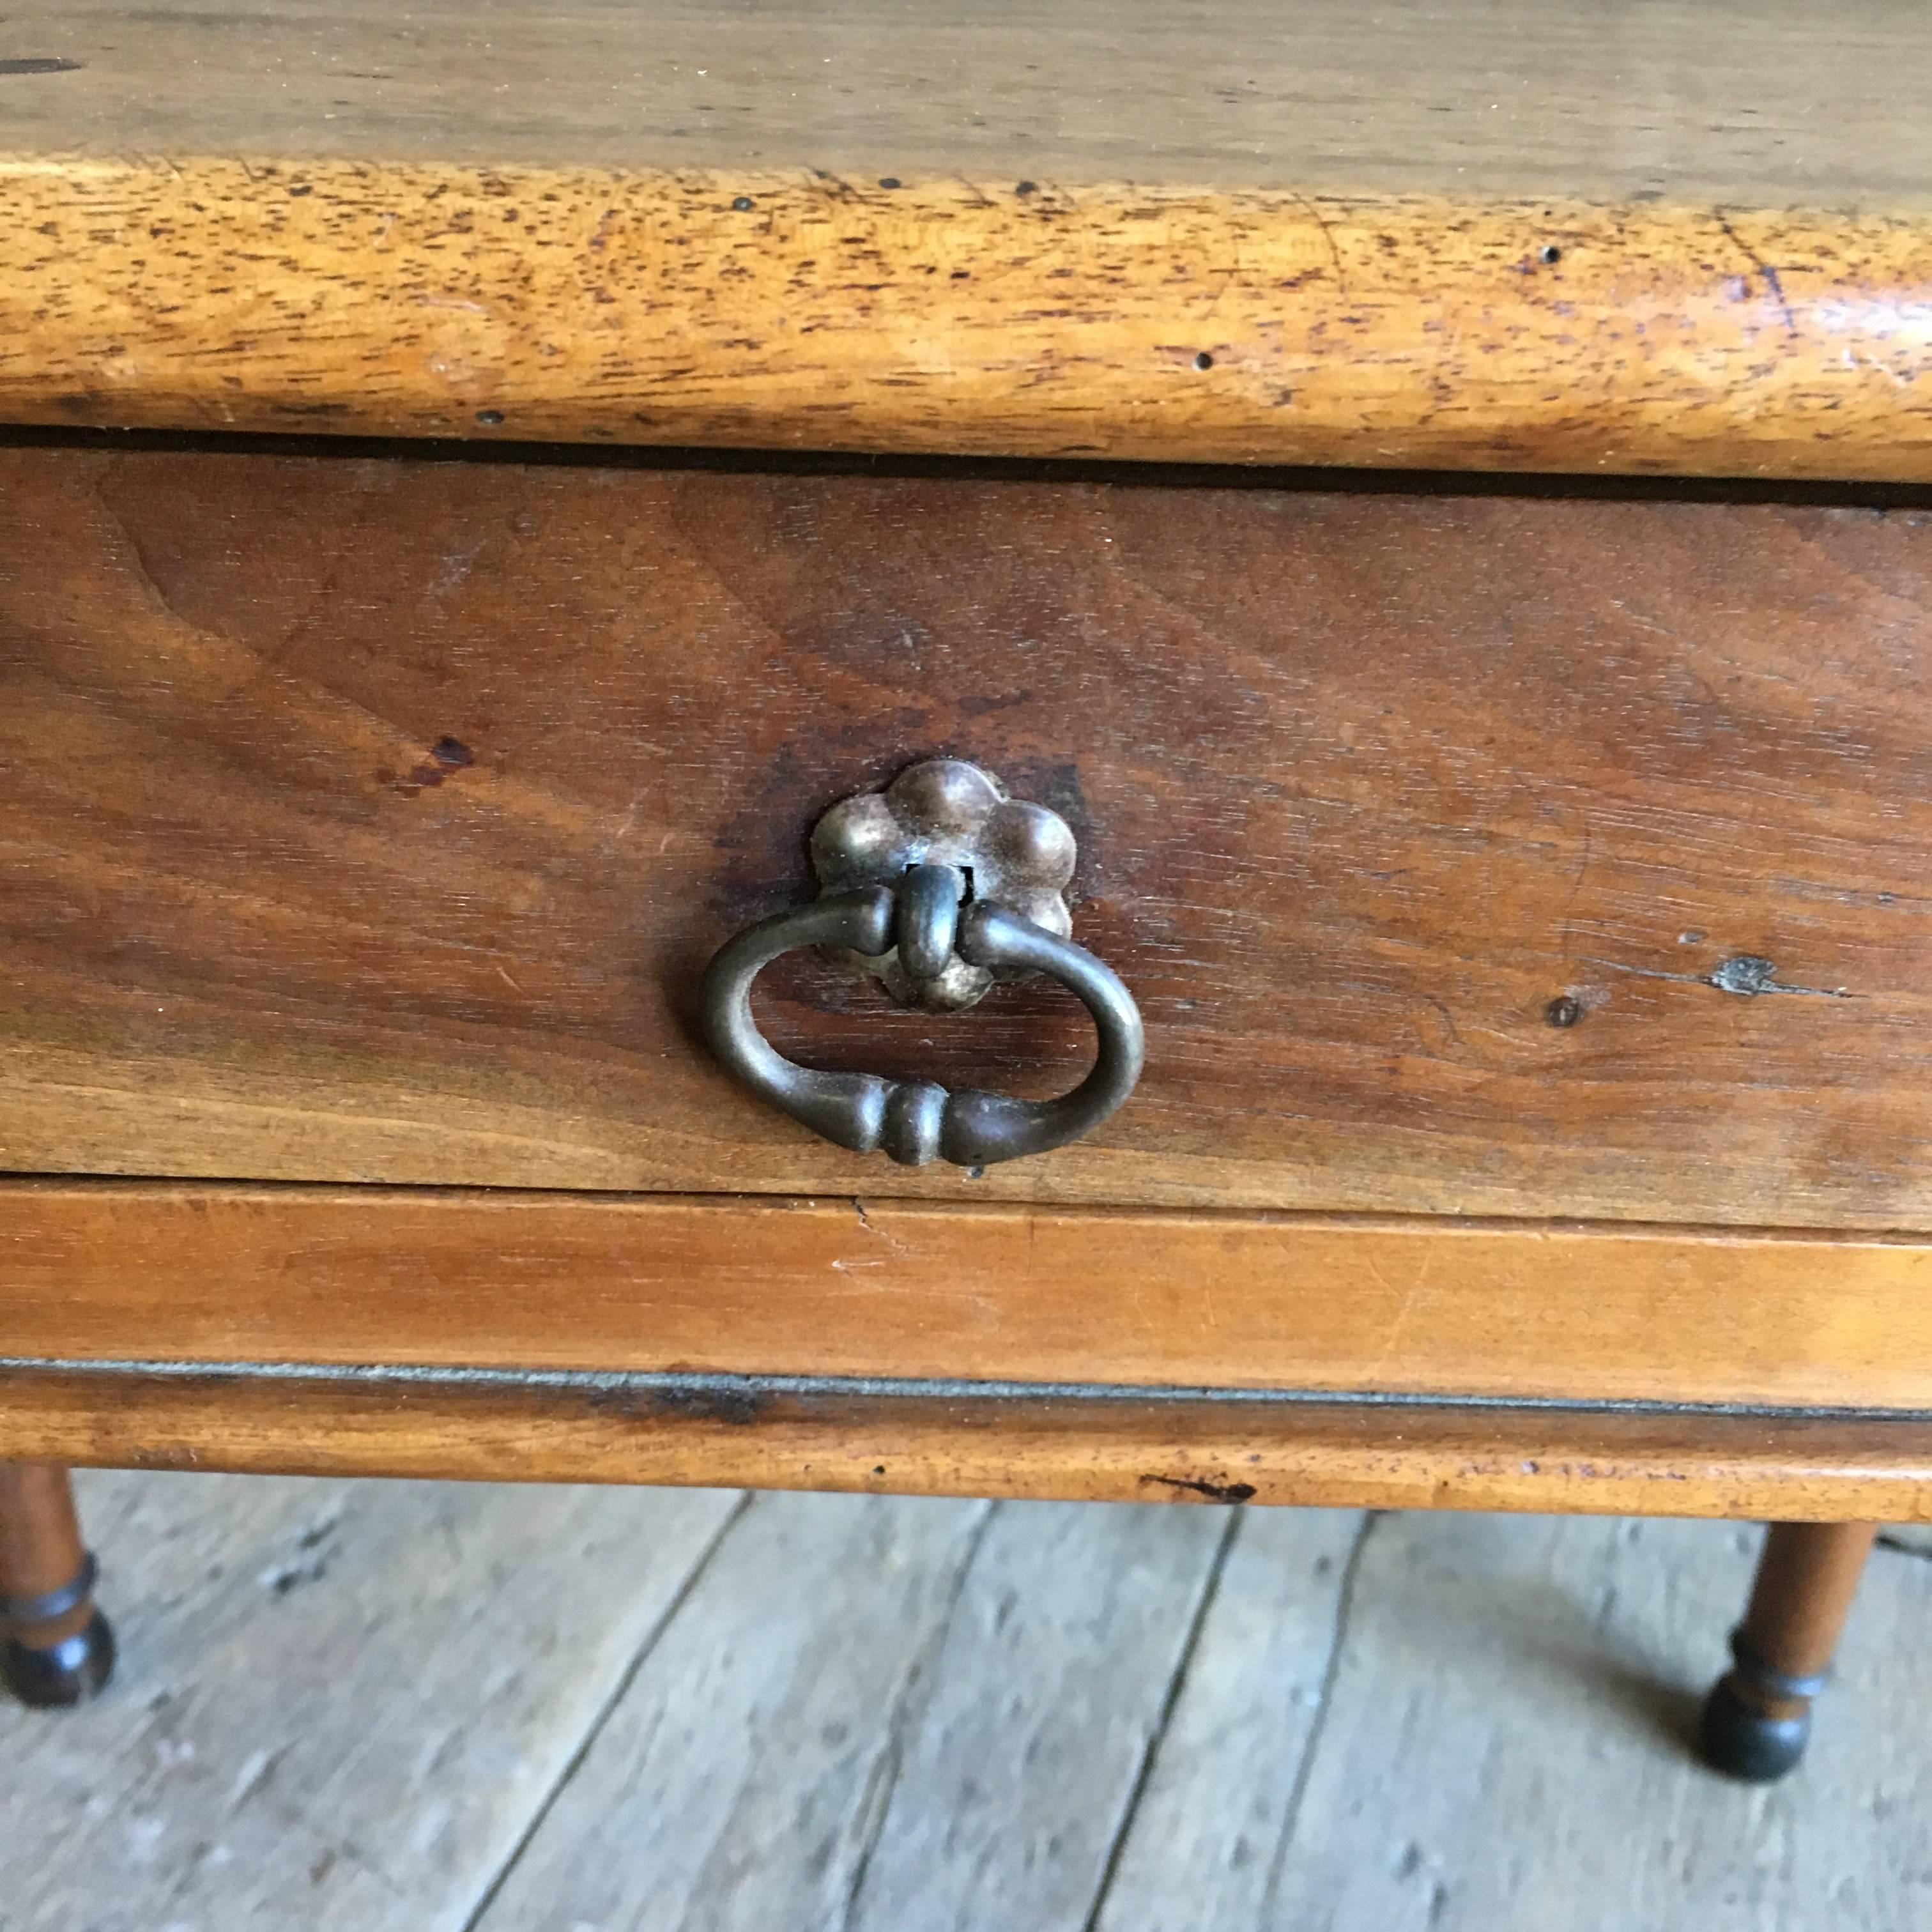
xmin=379 ymin=735 xmax=476 ymax=795
xmin=622 ymin=1381 xmax=770 ymax=1428
xmin=1140 ymin=1475 xmax=1261 ymax=1505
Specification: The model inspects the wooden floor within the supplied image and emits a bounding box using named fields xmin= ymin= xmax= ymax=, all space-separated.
xmin=7 ymin=1475 xmax=1931 ymax=1930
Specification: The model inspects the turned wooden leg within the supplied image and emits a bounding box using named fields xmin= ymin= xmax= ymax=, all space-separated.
xmin=0 ymin=1464 xmax=115 ymax=1708
xmin=1699 ymin=1520 xmax=1875 ymax=1782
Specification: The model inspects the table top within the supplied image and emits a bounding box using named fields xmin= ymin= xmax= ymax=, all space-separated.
xmin=9 ymin=0 xmax=1931 ymax=207
xmin=3 ymin=1 xmax=1930 ymax=479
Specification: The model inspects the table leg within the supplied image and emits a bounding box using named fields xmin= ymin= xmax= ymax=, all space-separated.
xmin=0 ymin=1463 xmax=116 ymax=1708
xmin=1700 ymin=1519 xmax=1876 ymax=1781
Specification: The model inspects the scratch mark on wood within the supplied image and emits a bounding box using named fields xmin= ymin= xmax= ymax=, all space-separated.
xmin=1580 ymin=953 xmax=1851 ymax=999
xmin=1714 ymin=210 xmax=1799 ymax=339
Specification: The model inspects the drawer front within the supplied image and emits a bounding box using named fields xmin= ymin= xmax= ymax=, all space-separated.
xmin=3 ymin=443 xmax=1929 ymax=1227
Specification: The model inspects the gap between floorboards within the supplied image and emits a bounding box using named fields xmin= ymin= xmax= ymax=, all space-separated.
xmin=454 ymin=1489 xmax=757 ymax=1932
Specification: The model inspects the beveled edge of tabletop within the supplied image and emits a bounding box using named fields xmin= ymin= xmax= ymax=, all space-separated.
xmin=3 ymin=155 xmax=1928 ymax=484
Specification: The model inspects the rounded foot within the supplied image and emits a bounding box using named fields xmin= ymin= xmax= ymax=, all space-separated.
xmin=2 ymin=1609 xmax=116 ymax=1708
xmin=1699 ymin=1674 xmax=1809 ymax=1782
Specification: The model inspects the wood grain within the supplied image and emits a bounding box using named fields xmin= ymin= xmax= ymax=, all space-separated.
xmin=0 ymin=1466 xmax=743 ymax=1930
xmin=3 ymin=155 xmax=1928 ymax=479
xmin=779 ymin=1503 xmax=1231 ymax=1932
xmin=1733 ymin=1521 xmax=1877 ymax=1694
xmin=1234 ymin=1512 xmax=1921 ymax=1928
xmin=1089 ymin=1509 xmax=1367 ymax=1932
xmin=7 ymin=5 xmax=1931 ymax=475
xmin=6 ymin=1 xmax=1930 ymax=207
xmin=6 ymin=443 xmax=1932 ymax=1225
xmin=480 ymin=1494 xmax=1233 ymax=1932
xmin=21 ymin=1478 xmax=1932 ymax=1931
xmin=12 ymin=1185 xmax=1932 ymax=1410
xmin=0 ymin=1463 xmax=95 ymax=1650
xmin=473 ymin=1492 xmax=999 ymax=1931
xmin=9 ymin=1360 xmax=1932 ymax=1522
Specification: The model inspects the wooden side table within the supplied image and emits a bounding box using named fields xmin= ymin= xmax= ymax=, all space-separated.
xmin=3 ymin=0 xmax=1931 ymax=1787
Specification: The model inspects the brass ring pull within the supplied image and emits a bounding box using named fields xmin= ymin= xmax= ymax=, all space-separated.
xmin=700 ymin=872 xmax=1144 ymax=1169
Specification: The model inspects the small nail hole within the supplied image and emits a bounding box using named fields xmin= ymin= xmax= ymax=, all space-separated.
xmin=1545 ymin=995 xmax=1582 ymax=1028
xmin=1193 ymin=351 xmax=1215 ymax=371
xmin=475 ymin=409 xmax=505 ymax=425
xmin=731 ymin=195 xmax=754 ymax=212
xmin=1539 ymin=244 xmax=1562 ymax=264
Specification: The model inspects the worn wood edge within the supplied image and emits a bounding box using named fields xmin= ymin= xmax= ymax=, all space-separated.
xmin=3 ymin=1362 xmax=1929 ymax=1520
xmin=4 ymin=156 xmax=1929 ymax=480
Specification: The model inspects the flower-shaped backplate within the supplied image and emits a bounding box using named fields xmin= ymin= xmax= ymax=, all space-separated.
xmin=811 ymin=760 xmax=1077 ymax=1011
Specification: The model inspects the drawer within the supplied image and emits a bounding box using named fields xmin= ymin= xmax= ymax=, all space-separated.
xmin=3 ymin=440 xmax=1931 ymax=1229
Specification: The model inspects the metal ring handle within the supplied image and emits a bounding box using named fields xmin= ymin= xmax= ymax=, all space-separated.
xmin=700 ymin=885 xmax=1144 ymax=1167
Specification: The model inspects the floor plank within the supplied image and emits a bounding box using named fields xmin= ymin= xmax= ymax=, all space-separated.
xmin=1259 ymin=1512 xmax=1932 ymax=1932
xmin=833 ymin=1500 xmax=1236 ymax=1932
xmin=1 ymin=1469 xmax=742 ymax=1932
xmin=8 ymin=1482 xmax=1932 ymax=1931
xmin=474 ymin=1495 xmax=1238 ymax=1932
xmin=1092 ymin=1509 xmax=1370 ymax=1932
xmin=470 ymin=1489 xmax=996 ymax=1931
